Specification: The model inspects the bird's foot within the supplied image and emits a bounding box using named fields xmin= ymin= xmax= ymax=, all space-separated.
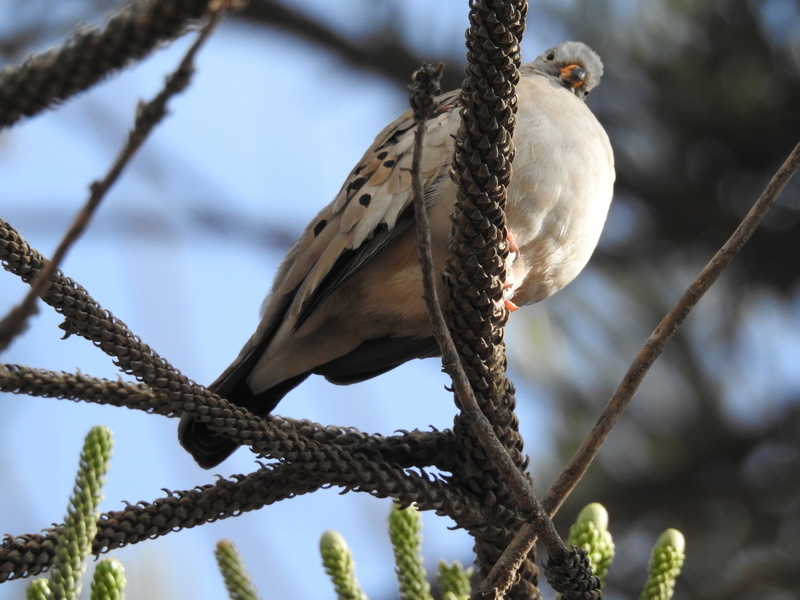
xmin=507 ymin=230 xmax=519 ymax=254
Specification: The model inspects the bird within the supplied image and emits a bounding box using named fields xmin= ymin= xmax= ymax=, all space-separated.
xmin=179 ymin=41 xmax=615 ymax=468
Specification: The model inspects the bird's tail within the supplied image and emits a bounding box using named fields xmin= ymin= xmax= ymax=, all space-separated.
xmin=178 ymin=374 xmax=307 ymax=469
xmin=177 ymin=415 xmax=240 ymax=469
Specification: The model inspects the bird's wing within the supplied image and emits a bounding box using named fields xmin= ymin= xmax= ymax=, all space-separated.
xmin=207 ymin=90 xmax=461 ymax=395
xmin=272 ymin=89 xmax=462 ymax=329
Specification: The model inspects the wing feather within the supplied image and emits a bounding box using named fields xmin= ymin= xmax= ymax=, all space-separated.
xmin=272 ymin=90 xmax=461 ymax=331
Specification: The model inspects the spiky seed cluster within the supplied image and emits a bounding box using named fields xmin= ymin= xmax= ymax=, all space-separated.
xmin=544 ymin=547 xmax=602 ymax=600
xmin=445 ymin=1 xmax=536 ymax=597
xmin=447 ymin=0 xmax=528 ymax=391
xmin=0 ymin=0 xmax=209 ymax=129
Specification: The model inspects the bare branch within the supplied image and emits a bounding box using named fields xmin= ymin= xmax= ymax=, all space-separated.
xmin=545 ymin=140 xmax=800 ymax=514
xmin=0 ymin=10 xmax=224 ymax=352
xmin=482 ymin=140 xmax=800 ymax=591
xmin=237 ymin=0 xmax=464 ymax=92
xmin=0 ymin=0 xmax=212 ymax=130
xmin=0 ymin=363 xmax=456 ymax=471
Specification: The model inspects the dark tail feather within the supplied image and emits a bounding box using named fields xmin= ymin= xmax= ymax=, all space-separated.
xmin=177 ymin=416 xmax=240 ymax=469
xmin=178 ymin=374 xmax=308 ymax=469
xmin=180 ymin=334 xmax=439 ymax=468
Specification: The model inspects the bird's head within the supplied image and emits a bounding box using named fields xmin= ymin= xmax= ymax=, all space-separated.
xmin=528 ymin=41 xmax=604 ymax=100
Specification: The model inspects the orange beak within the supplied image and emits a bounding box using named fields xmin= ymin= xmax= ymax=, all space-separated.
xmin=560 ymin=64 xmax=587 ymax=89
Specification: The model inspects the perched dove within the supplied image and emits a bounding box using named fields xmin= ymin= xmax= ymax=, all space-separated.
xmin=179 ymin=41 xmax=615 ymax=468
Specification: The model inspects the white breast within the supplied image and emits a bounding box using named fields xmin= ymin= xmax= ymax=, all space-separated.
xmin=505 ymin=74 xmax=615 ymax=305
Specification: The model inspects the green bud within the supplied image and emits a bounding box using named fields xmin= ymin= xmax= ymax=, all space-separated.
xmin=90 ymin=559 xmax=126 ymax=600
xmin=437 ymin=561 xmax=471 ymax=600
xmin=320 ymin=530 xmax=368 ymax=600
xmin=51 ymin=426 xmax=113 ymax=600
xmin=26 ymin=578 xmax=50 ymax=600
xmin=388 ymin=503 xmax=431 ymax=600
xmin=566 ymin=503 xmax=614 ymax=587
xmin=215 ymin=540 xmax=261 ymax=600
xmin=639 ymin=528 xmax=685 ymax=600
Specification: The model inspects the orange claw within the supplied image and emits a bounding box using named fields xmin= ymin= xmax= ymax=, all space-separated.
xmin=507 ymin=230 xmax=519 ymax=254
xmin=505 ymin=299 xmax=519 ymax=312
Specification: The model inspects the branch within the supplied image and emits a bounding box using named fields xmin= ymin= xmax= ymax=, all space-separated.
xmin=0 ymin=441 xmax=481 ymax=583
xmin=237 ymin=0 xmax=464 ymax=92
xmin=481 ymin=140 xmax=800 ymax=592
xmin=0 ymin=8 xmax=223 ymax=353
xmin=0 ymin=465 xmax=320 ymax=582
xmin=0 ymin=364 xmax=457 ymax=471
xmin=0 ymin=222 xmax=339 ymax=465
xmin=440 ymin=2 xmax=562 ymax=597
xmin=408 ymin=62 xmax=569 ymax=595
xmin=545 ymin=140 xmax=800 ymax=513
xmin=0 ymin=0 xmax=211 ymax=130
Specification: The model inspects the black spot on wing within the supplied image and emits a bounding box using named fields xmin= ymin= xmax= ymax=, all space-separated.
xmin=313 ymin=219 xmax=328 ymax=236
xmin=293 ymin=206 xmax=415 ymax=332
xmin=359 ymin=194 xmax=371 ymax=207
xmin=348 ymin=176 xmax=368 ymax=194
xmin=383 ymin=124 xmax=414 ymax=147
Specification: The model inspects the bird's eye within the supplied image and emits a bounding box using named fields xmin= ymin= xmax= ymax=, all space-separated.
xmin=545 ymin=50 xmax=556 ymax=61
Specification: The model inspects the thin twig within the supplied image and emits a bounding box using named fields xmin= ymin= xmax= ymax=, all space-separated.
xmin=482 ymin=140 xmax=800 ymax=591
xmin=0 ymin=11 xmax=224 ymax=352
xmin=409 ymin=65 xmax=530 ymax=507
xmin=407 ymin=63 xmax=569 ymax=593
xmin=545 ymin=140 xmax=800 ymax=513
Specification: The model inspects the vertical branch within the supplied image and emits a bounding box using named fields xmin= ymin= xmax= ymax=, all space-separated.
xmin=445 ymin=1 xmax=537 ymax=597
xmin=409 ymin=63 xmax=541 ymax=516
xmin=447 ymin=2 xmax=523 ymax=399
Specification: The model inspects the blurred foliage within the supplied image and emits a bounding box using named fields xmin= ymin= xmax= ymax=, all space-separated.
xmin=2 ymin=0 xmax=799 ymax=598
xmin=534 ymin=3 xmax=800 ymax=598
